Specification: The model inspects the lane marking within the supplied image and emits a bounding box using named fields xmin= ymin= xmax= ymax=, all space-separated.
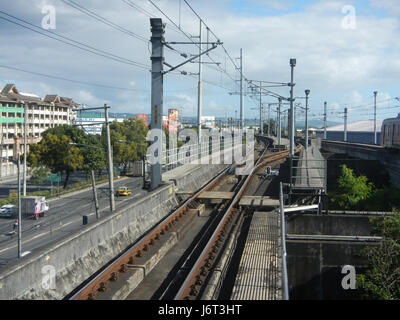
xmin=0 ymin=191 xmax=145 ymax=256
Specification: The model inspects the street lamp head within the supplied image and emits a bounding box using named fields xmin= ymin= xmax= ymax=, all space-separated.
xmin=290 ymin=58 xmax=296 ymax=67
xmin=305 ymin=89 xmax=310 ymax=96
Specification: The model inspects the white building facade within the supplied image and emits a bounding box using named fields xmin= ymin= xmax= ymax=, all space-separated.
xmin=0 ymin=84 xmax=78 ymax=179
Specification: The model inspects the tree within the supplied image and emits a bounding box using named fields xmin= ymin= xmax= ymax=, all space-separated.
xmin=29 ymin=166 xmax=51 ymax=190
xmin=104 ymin=117 xmax=148 ymax=175
xmin=28 ymin=132 xmax=84 ymax=188
xmin=357 ymin=212 xmax=400 ymax=300
xmin=331 ymin=165 xmax=375 ymax=209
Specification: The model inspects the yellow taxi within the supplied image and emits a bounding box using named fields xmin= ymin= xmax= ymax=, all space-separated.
xmin=116 ymin=187 xmax=132 ymax=196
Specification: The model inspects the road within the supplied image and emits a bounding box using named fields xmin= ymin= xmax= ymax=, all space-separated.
xmin=0 ymin=171 xmax=107 ymax=198
xmin=0 ymin=176 xmax=146 ymax=268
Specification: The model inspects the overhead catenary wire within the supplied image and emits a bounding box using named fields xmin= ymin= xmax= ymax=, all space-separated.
xmin=60 ymin=0 xmax=149 ymax=43
xmin=0 ymin=10 xmax=150 ymax=70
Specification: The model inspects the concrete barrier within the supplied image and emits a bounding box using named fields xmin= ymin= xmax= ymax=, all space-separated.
xmin=0 ymin=183 xmax=178 ymax=300
xmin=163 ymin=164 xmax=228 ymax=195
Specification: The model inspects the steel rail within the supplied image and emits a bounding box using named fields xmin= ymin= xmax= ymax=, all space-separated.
xmin=174 ymin=145 xmax=302 ymax=299
xmin=69 ymin=164 xmax=233 ymax=300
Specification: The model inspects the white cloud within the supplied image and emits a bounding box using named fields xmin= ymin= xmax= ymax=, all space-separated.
xmin=0 ymin=0 xmax=399 ymax=120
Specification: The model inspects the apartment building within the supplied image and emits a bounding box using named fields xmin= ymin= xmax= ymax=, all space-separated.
xmin=0 ymin=84 xmax=78 ymax=178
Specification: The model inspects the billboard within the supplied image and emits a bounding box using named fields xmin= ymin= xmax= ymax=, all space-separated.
xmin=136 ymin=114 xmax=148 ymax=123
xmin=168 ymin=109 xmax=179 ymax=121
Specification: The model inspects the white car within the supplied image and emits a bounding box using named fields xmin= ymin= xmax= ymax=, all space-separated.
xmin=0 ymin=204 xmax=17 ymax=218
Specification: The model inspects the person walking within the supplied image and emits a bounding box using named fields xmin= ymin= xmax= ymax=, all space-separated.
xmin=13 ymin=219 xmax=18 ymax=233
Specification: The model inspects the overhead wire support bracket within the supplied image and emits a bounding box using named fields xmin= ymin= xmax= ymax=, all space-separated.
xmin=165 ymin=41 xmax=222 ymax=45
xmin=162 ymin=44 xmax=220 ymax=75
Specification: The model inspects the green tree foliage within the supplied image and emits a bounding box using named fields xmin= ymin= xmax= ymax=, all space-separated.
xmin=357 ymin=212 xmax=400 ymax=300
xmin=28 ymin=166 xmax=51 ymax=190
xmin=104 ymin=118 xmax=148 ymax=174
xmin=331 ymin=165 xmax=374 ymax=209
xmin=28 ymin=133 xmax=83 ymax=188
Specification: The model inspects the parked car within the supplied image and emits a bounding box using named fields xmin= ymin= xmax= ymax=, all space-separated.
xmin=116 ymin=187 xmax=132 ymax=196
xmin=0 ymin=204 xmax=17 ymax=218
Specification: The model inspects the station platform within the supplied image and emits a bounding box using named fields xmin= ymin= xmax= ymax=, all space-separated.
xmin=292 ymin=140 xmax=326 ymax=190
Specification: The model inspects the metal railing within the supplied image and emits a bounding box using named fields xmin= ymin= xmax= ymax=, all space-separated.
xmin=279 ymin=182 xmax=289 ymax=300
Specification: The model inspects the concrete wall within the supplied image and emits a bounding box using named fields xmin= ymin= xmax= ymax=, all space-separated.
xmin=165 ymin=164 xmax=228 ymax=193
xmin=286 ymin=214 xmax=373 ymax=236
xmin=0 ymin=183 xmax=178 ymax=300
xmin=286 ymin=213 xmax=376 ymax=300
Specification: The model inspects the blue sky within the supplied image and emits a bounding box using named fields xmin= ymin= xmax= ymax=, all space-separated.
xmin=0 ymin=0 xmax=399 ymax=126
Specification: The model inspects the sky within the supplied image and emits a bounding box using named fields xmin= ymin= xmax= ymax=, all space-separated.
xmin=0 ymin=0 xmax=399 ymax=125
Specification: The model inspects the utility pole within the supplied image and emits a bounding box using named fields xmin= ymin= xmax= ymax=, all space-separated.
xmin=268 ymin=103 xmax=271 ymax=136
xmin=344 ymin=107 xmax=348 ymax=142
xmin=23 ymin=102 xmax=27 ymax=196
xmin=197 ymin=20 xmax=203 ymax=144
xmin=323 ymin=101 xmax=327 ymax=139
xmin=374 ymin=91 xmax=377 ymax=144
xmin=305 ymin=90 xmax=310 ymax=150
xmin=240 ymin=48 xmax=244 ymax=129
xmin=90 ymin=170 xmax=100 ymax=219
xmin=104 ymin=104 xmax=115 ymax=212
xmin=289 ymin=59 xmax=296 ymax=157
xmin=259 ymin=81 xmax=263 ymax=134
xmin=150 ymin=18 xmax=164 ymax=190
xmin=17 ymin=154 xmax=21 ymax=258
xmin=278 ymin=98 xmax=282 ymax=145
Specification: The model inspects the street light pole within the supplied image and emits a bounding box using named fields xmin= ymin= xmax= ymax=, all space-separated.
xmin=305 ymin=90 xmax=310 ymax=150
xmin=240 ymin=48 xmax=244 ymax=129
xmin=17 ymin=154 xmax=22 ymax=258
xmin=90 ymin=170 xmax=100 ymax=219
xmin=289 ymin=59 xmax=296 ymax=157
xmin=104 ymin=104 xmax=115 ymax=212
xmin=323 ymin=101 xmax=327 ymax=139
xmin=344 ymin=107 xmax=348 ymax=142
xmin=23 ymin=102 xmax=27 ymax=197
xmin=197 ymin=19 xmax=203 ymax=144
xmin=374 ymin=91 xmax=378 ymax=144
xmin=278 ymin=98 xmax=282 ymax=145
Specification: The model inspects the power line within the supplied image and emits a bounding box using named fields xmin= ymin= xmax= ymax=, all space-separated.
xmin=0 ymin=64 xmax=197 ymax=93
xmin=0 ymin=10 xmax=150 ymax=70
xmin=0 ymin=64 xmax=149 ymax=92
xmin=60 ymin=0 xmax=148 ymax=43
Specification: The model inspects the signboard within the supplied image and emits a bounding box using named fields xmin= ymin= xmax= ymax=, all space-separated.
xmin=136 ymin=113 xmax=148 ymax=123
xmin=9 ymin=189 xmax=18 ymax=199
xmin=49 ymin=173 xmax=61 ymax=183
xmin=168 ymin=109 xmax=179 ymax=121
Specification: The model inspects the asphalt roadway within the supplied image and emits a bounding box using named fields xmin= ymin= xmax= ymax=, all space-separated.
xmin=0 ymin=176 xmax=147 ymax=269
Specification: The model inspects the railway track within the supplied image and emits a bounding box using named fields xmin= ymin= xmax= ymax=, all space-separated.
xmin=173 ymin=147 xmax=301 ymax=300
xmin=68 ymin=144 xmax=301 ymax=300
